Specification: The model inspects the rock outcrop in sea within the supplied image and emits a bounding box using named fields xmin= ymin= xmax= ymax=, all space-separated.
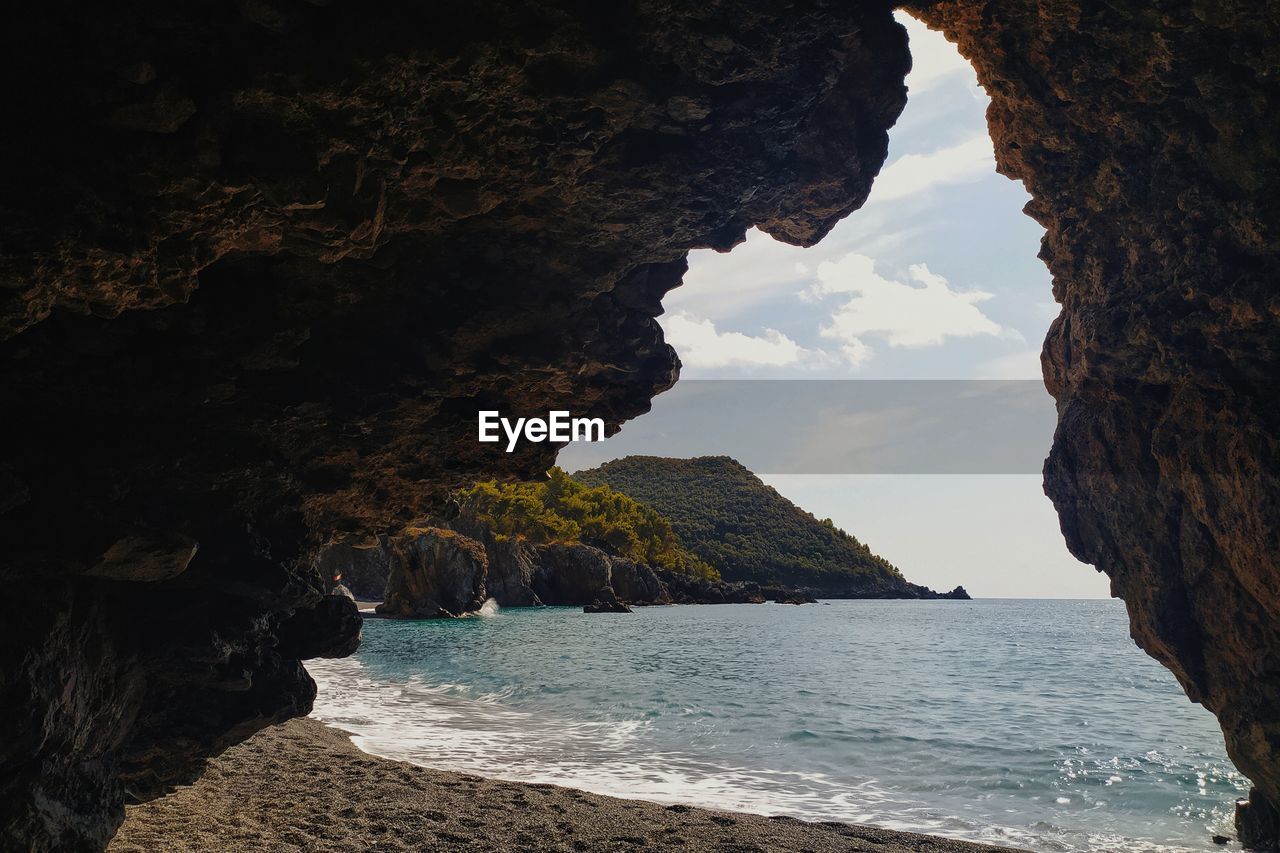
xmin=376 ymin=528 xmax=488 ymax=619
xmin=344 ymin=517 xmax=966 ymax=618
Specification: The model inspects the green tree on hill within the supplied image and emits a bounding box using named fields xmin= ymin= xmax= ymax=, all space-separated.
xmin=574 ymin=455 xmax=904 ymax=590
xmin=457 ymin=467 xmax=719 ymax=580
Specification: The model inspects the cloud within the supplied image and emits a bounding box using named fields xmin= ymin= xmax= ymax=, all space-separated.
xmin=662 ymin=312 xmax=825 ymax=370
xmin=811 ymin=254 xmax=1003 ymax=358
xmin=898 ymin=13 xmax=975 ymax=95
xmin=868 ymin=135 xmax=995 ymax=204
xmin=837 ymin=338 xmax=874 ymax=369
xmin=668 ymin=228 xmax=814 ymax=321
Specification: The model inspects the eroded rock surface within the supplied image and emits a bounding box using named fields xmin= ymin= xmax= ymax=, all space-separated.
xmin=909 ymin=1 xmax=1280 ymax=842
xmin=444 ymin=516 xmax=546 ymax=607
xmin=530 ymin=542 xmax=617 ymax=606
xmin=0 ymin=1 xmax=909 ymax=847
xmin=377 ymin=527 xmax=488 ymax=618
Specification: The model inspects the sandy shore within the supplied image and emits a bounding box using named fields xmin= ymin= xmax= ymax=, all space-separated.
xmin=110 ymin=718 xmax=1017 ymax=852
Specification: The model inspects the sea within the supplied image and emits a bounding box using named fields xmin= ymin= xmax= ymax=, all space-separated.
xmin=308 ymin=598 xmax=1248 ymax=852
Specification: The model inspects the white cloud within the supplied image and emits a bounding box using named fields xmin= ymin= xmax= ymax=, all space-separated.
xmin=838 ymin=339 xmax=874 ymax=369
xmin=812 ymin=254 xmax=1003 ymax=358
xmin=669 ymin=228 xmax=814 ymax=321
xmin=868 ymin=135 xmax=995 ymax=204
xmin=897 ymin=12 xmax=975 ymax=95
xmin=662 ymin=312 xmax=823 ymax=370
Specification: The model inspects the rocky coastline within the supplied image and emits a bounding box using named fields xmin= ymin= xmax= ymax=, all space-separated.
xmin=317 ymin=519 xmax=970 ymax=619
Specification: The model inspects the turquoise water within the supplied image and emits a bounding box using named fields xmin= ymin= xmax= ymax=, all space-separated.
xmin=308 ymin=599 xmax=1247 ymax=851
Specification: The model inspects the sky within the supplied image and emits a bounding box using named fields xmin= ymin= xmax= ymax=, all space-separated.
xmin=579 ymin=12 xmax=1111 ymax=598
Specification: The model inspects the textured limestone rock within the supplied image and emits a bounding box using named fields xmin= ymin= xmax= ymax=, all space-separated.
xmin=530 ymin=545 xmax=675 ymax=607
xmin=908 ymin=2 xmax=1280 ymax=841
xmin=0 ymin=1 xmax=909 ymax=847
xmin=610 ymin=558 xmax=673 ymax=606
xmin=480 ymin=535 xmax=546 ymax=608
xmin=443 ymin=516 xmax=546 ymax=607
xmin=531 ymin=543 xmax=616 ymax=606
xmin=377 ymin=528 xmax=488 ymax=619
xmin=1238 ymin=789 xmax=1280 ymax=852
xmin=316 ymin=518 xmax=681 ymax=609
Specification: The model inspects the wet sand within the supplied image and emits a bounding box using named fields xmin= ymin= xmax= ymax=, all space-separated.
xmin=110 ymin=717 xmax=1018 ymax=852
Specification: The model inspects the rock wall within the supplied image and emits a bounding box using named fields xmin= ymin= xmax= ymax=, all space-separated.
xmin=314 ymin=521 xmax=679 ymax=612
xmin=610 ymin=558 xmax=673 ymax=606
xmin=315 ymin=535 xmax=393 ymax=600
xmin=530 ymin=543 xmax=615 ymax=606
xmin=908 ymin=1 xmax=1280 ymax=841
xmin=0 ymin=2 xmax=909 ymax=847
xmin=443 ymin=516 xmax=546 ymax=607
xmin=378 ymin=527 xmax=488 ymax=618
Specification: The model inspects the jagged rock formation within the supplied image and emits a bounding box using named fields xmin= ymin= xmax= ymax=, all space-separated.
xmin=610 ymin=558 xmax=674 ymax=606
xmin=0 ymin=4 xmax=909 ymax=844
xmin=907 ymin=1 xmax=1280 ymax=843
xmin=482 ymin=535 xmax=546 ymax=608
xmin=2 ymin=0 xmax=1277 ymax=849
xmin=529 ymin=543 xmax=615 ymax=606
xmin=315 ymin=520 xmax=679 ymax=611
xmin=583 ymin=596 xmax=633 ymax=614
xmin=443 ymin=516 xmax=546 ymax=607
xmin=377 ymin=527 xmax=488 ymax=618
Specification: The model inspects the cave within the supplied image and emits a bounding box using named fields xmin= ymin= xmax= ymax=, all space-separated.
xmin=1 ymin=0 xmax=1276 ymax=850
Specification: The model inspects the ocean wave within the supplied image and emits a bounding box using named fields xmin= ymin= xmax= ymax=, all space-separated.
xmin=306 ymin=601 xmax=1243 ymax=853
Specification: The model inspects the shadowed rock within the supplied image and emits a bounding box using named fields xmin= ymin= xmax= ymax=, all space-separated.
xmin=315 ymin=535 xmax=393 ymax=601
xmin=532 ymin=543 xmax=616 ymax=607
xmin=908 ymin=3 xmax=1280 ymax=843
xmin=377 ymin=528 xmax=488 ymax=619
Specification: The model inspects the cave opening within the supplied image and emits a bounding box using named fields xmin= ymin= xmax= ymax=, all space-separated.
xmin=3 ymin=1 xmax=1278 ymax=851
xmin=298 ymin=13 xmax=1254 ymax=853
xmin=540 ymin=11 xmax=1247 ymax=847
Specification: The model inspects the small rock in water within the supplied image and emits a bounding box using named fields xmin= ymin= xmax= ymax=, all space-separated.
xmin=584 ymin=599 xmax=632 ymax=613
xmin=1211 ymin=835 xmax=1231 ymax=845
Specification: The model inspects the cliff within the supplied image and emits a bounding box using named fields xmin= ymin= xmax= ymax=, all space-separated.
xmin=574 ymin=456 xmax=966 ymax=598
xmin=906 ymin=1 xmax=1280 ymax=840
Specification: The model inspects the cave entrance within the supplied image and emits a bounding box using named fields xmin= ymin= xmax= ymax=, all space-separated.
xmin=546 ymin=11 xmax=1249 ymax=849
xmin=647 ymin=11 xmax=1095 ymax=602
xmin=310 ymin=12 xmax=1250 ymax=852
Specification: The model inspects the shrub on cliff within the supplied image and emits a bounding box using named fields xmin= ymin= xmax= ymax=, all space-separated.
xmin=457 ymin=468 xmax=719 ymax=580
xmin=574 ymin=456 xmax=903 ymax=589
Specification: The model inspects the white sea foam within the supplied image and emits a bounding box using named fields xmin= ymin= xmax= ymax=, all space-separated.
xmin=306 ymin=601 xmax=1245 ymax=853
